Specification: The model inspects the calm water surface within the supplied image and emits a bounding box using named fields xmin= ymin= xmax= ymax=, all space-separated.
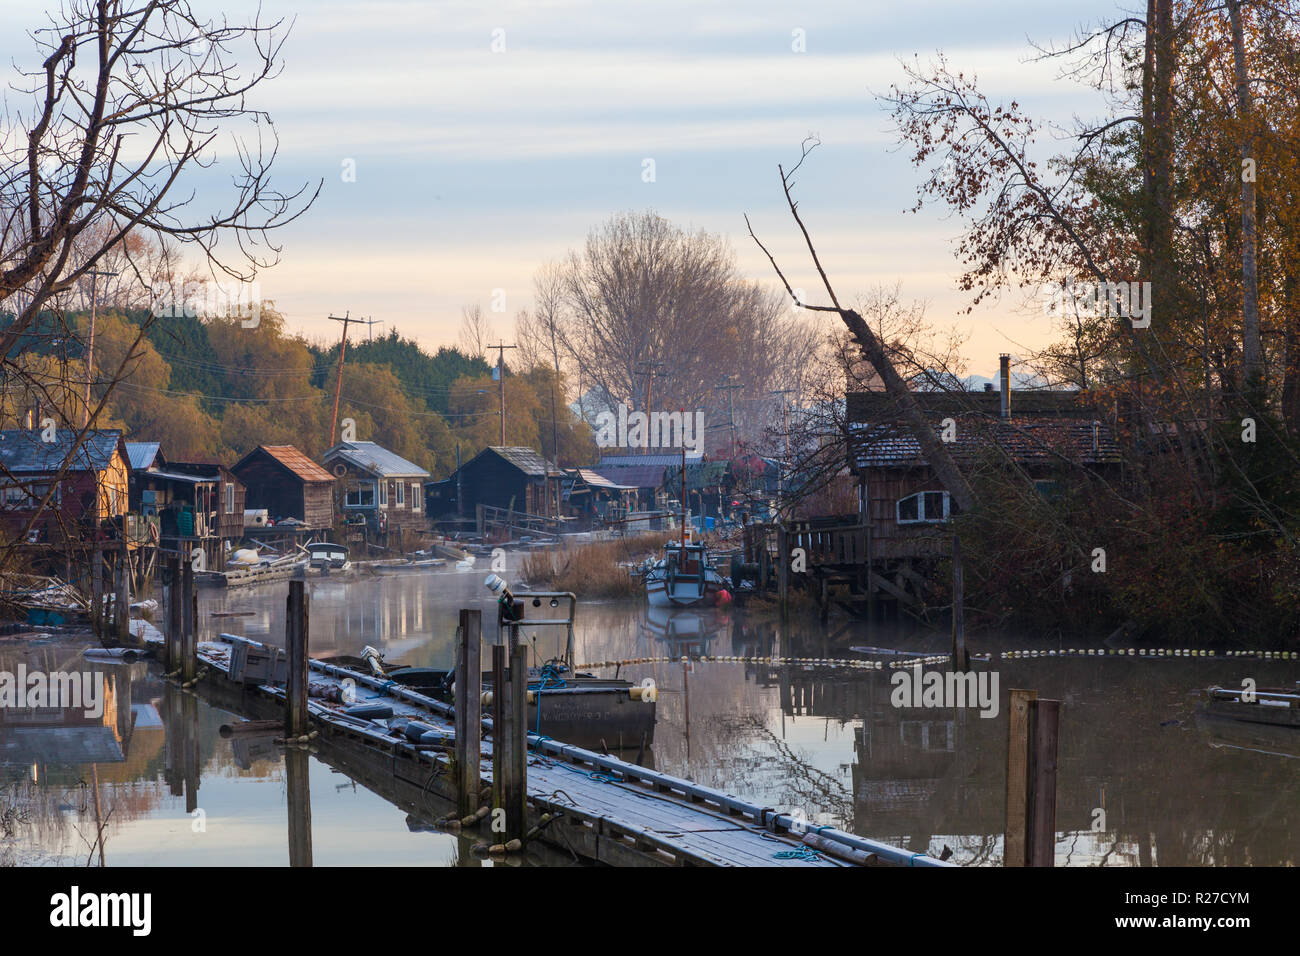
xmin=3 ymin=556 xmax=1296 ymax=866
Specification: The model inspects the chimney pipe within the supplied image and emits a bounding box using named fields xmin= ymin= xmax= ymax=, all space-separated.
xmin=999 ymin=354 xmax=1011 ymax=419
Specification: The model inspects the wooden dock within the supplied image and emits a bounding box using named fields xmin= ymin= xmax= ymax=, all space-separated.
xmin=158 ymin=631 xmax=950 ymax=868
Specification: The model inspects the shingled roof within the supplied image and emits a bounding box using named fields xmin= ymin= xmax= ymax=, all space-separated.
xmin=236 ymin=445 xmax=336 ymax=483
xmin=850 ymin=416 xmax=1121 ymax=469
xmin=485 ymin=446 xmax=563 ymax=477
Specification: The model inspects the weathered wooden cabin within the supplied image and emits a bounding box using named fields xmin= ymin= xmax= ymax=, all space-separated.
xmin=563 ymin=467 xmax=639 ymax=528
xmin=231 ymin=445 xmax=335 ymax=530
xmin=0 ymin=428 xmax=130 ymax=542
xmin=427 ymin=446 xmax=562 ymax=525
xmin=323 ymin=440 xmax=429 ymax=537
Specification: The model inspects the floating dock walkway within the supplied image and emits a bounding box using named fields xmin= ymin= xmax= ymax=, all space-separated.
xmin=156 ymin=631 xmax=949 ymax=868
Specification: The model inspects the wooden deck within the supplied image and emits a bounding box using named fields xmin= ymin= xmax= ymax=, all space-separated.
xmin=166 ymin=633 xmax=949 ymax=868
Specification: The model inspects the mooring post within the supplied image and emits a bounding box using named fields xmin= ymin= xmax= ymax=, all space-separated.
xmin=951 ymin=533 xmax=968 ymax=671
xmin=1026 ymin=698 xmax=1061 ymax=867
xmin=455 ymin=608 xmax=482 ymax=817
xmin=166 ymin=554 xmax=182 ymax=671
xmin=505 ymin=643 xmax=529 ymax=842
xmin=1004 ymin=688 xmax=1037 ymax=866
xmin=776 ymin=523 xmax=789 ymax=617
xmin=285 ymin=580 xmax=309 ymax=737
xmin=180 ymin=555 xmax=197 ymax=682
xmin=492 ymin=644 xmax=506 ymax=814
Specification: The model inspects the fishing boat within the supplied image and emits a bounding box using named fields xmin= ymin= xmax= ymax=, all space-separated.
xmin=306 ymin=542 xmax=350 ymax=572
xmin=644 ymin=526 xmax=727 ymax=608
xmin=1201 ymin=682 xmax=1300 ymax=728
xmin=320 ymin=580 xmax=656 ymax=752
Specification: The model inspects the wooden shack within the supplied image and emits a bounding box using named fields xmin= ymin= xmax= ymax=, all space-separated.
xmin=323 ymin=440 xmax=429 ymax=537
xmin=231 ymin=445 xmax=335 ymax=530
xmin=428 ymin=446 xmax=561 ymax=522
xmin=0 ymin=428 xmax=130 ymax=541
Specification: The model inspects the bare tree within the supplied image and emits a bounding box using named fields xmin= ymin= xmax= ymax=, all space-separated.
xmin=458 ymin=304 xmax=489 ymax=359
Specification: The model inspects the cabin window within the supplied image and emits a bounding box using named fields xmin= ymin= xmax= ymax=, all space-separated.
xmin=378 ymin=481 xmax=388 ymax=507
xmin=346 ymin=481 xmax=376 ymax=508
xmin=896 ymin=491 xmax=949 ymax=525
xmin=411 ymin=484 xmax=421 ymax=512
xmin=225 ymin=483 xmax=235 ymax=514
xmin=396 ymin=480 xmax=405 ymax=506
xmin=1034 ymin=480 xmax=1062 ymax=500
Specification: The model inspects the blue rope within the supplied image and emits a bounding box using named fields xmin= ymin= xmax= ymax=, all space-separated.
xmin=773 ymin=846 xmax=822 ymax=862
xmin=367 ymin=679 xmax=397 ymax=699
xmin=533 ymin=662 xmax=568 ymax=733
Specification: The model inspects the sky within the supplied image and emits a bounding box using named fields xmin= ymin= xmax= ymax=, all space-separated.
xmin=2 ymin=0 xmax=1125 ymax=379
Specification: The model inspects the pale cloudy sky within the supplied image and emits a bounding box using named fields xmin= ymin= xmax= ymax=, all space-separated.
xmin=4 ymin=0 xmax=1120 ymax=377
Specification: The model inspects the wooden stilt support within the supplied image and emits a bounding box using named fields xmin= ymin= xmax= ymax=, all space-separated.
xmin=455 ymin=608 xmax=482 ymax=817
xmin=114 ymin=540 xmax=130 ymax=642
xmin=90 ymin=542 xmax=103 ymax=637
xmin=285 ymin=580 xmax=309 ymax=737
xmin=166 ymin=555 xmax=182 ymax=671
xmin=776 ymin=523 xmax=789 ymax=618
xmin=180 ymin=556 xmax=196 ymax=683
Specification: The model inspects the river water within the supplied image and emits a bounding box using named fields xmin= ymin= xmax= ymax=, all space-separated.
xmin=3 ymin=556 xmax=1297 ymax=867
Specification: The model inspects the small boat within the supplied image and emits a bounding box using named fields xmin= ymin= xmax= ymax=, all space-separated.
xmin=1201 ymin=683 xmax=1300 ymax=728
xmin=371 ymin=557 xmax=445 ymax=574
xmin=307 ymin=542 xmax=350 ymax=572
xmin=644 ymin=527 xmax=726 ymax=608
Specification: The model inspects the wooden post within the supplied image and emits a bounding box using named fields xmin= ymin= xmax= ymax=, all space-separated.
xmin=166 ymin=555 xmax=182 ymax=671
xmin=505 ymin=643 xmax=529 ymax=842
xmin=776 ymin=523 xmax=789 ymax=618
xmin=1004 ymin=688 xmax=1037 ymax=867
xmin=951 ymin=533 xmax=968 ymax=671
xmin=180 ymin=556 xmax=196 ymax=683
xmin=455 ymin=608 xmax=482 ymax=817
xmin=285 ymin=580 xmax=309 ymax=737
xmin=285 ymin=747 xmax=314 ymax=867
xmin=114 ymin=540 xmax=130 ymax=641
xmin=491 ymin=644 xmax=506 ymax=813
xmin=1027 ymin=698 xmax=1061 ymax=868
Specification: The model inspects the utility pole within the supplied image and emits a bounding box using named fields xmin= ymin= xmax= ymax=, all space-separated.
xmin=770 ymin=389 xmax=794 ymax=509
xmin=328 ymin=312 xmax=359 ymax=451
xmin=82 ymin=269 xmax=119 ymax=427
xmin=488 ymin=340 xmax=518 ymax=446
xmin=715 ymin=378 xmax=743 ymax=459
xmin=635 ymin=361 xmax=665 ymax=455
xmin=358 ymin=316 xmax=384 ymax=343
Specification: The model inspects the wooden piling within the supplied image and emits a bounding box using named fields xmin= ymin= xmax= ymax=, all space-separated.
xmin=505 ymin=643 xmax=529 ymax=842
xmin=1026 ymin=698 xmax=1061 ymax=868
xmin=285 ymin=580 xmax=309 ymax=737
xmin=491 ymin=644 xmax=506 ymax=814
xmin=166 ymin=555 xmax=182 ymax=671
xmin=455 ymin=608 xmax=482 ymax=817
xmin=180 ymin=556 xmax=196 ymax=682
xmin=1004 ymin=688 xmax=1037 ymax=867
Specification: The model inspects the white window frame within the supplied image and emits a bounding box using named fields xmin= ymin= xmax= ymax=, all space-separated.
xmin=396 ymin=480 xmax=405 ymax=506
xmin=412 ymin=484 xmax=421 ymax=512
xmin=378 ymin=480 xmax=388 ymax=508
xmin=225 ymin=482 xmax=235 ymax=514
xmin=896 ymin=490 xmax=950 ymax=525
